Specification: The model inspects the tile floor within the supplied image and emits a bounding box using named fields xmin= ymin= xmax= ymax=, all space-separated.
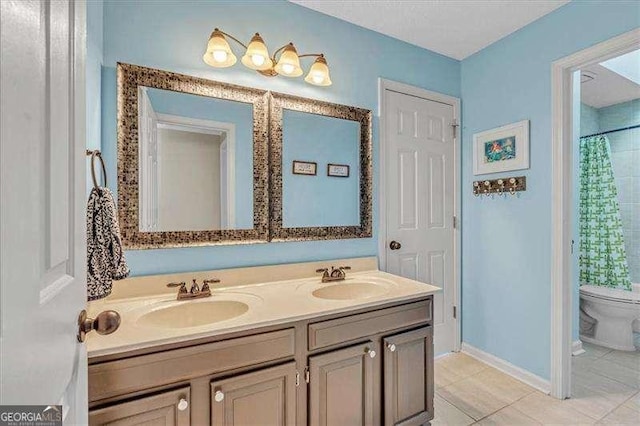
xmin=432 ymin=342 xmax=639 ymax=425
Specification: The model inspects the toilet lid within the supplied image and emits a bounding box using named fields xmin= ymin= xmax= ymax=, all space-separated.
xmin=580 ymin=284 xmax=640 ymax=303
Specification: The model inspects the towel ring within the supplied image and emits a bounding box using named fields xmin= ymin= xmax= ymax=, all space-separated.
xmin=87 ymin=149 xmax=107 ymax=189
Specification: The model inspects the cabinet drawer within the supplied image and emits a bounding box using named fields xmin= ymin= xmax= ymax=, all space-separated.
xmin=308 ymin=299 xmax=431 ymax=351
xmin=89 ymin=328 xmax=295 ymax=402
xmin=89 ymin=386 xmax=190 ymax=425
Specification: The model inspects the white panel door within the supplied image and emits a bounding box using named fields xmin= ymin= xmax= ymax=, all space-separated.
xmin=384 ymin=90 xmax=457 ymax=355
xmin=1 ymin=1 xmax=88 ymax=423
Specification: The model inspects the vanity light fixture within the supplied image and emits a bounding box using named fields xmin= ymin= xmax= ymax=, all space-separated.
xmin=203 ymin=28 xmax=332 ymax=86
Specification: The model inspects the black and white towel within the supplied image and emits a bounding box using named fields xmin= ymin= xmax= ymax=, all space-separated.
xmin=87 ymin=187 xmax=129 ymax=300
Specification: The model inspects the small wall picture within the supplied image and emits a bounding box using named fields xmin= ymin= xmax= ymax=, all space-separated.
xmin=327 ymin=163 xmax=350 ymax=178
xmin=292 ymin=160 xmax=317 ymax=176
xmin=473 ymin=120 xmax=529 ymax=175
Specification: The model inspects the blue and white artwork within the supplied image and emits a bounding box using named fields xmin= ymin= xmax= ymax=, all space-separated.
xmin=484 ymin=136 xmax=516 ymax=163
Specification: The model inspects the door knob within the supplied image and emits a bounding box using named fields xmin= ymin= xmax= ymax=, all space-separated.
xmin=177 ymin=398 xmax=189 ymax=411
xmin=214 ymin=390 xmax=225 ymax=402
xmin=77 ymin=309 xmax=121 ymax=342
xmin=389 ymin=241 xmax=402 ymax=250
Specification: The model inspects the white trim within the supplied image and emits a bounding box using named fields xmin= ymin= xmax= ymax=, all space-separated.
xmin=461 ymin=343 xmax=551 ymax=394
xmin=550 ymin=28 xmax=640 ymax=399
xmin=572 ymin=340 xmax=586 ymax=356
xmin=378 ymin=78 xmax=462 ymax=352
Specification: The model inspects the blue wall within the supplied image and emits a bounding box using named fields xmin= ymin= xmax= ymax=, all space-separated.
xmin=460 ymin=1 xmax=639 ymax=380
xmin=99 ymin=0 xmax=460 ymax=276
xmin=282 ymin=111 xmax=360 ymax=227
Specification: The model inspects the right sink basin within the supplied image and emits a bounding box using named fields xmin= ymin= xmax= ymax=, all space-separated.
xmin=312 ymin=281 xmax=391 ymax=300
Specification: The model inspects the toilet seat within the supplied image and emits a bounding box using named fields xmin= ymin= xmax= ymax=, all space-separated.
xmin=580 ymin=285 xmax=640 ymax=304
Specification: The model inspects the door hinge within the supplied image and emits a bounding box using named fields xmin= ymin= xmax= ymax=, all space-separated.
xmin=453 ymin=215 xmax=457 ymax=229
xmin=453 ymin=306 xmax=457 ymax=319
xmin=295 ymin=371 xmax=300 ymax=387
xmin=452 ymin=119 xmax=459 ymax=139
xmin=304 ymin=366 xmax=310 ymax=384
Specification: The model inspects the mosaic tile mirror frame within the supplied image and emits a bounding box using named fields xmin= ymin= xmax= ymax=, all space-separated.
xmin=117 ymin=63 xmax=269 ymax=249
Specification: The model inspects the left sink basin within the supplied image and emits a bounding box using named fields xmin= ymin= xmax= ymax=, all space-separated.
xmin=136 ymin=300 xmax=249 ymax=329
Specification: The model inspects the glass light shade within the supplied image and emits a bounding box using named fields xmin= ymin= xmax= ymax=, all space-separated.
xmin=241 ymin=33 xmax=273 ymax=71
xmin=203 ymin=29 xmax=237 ymax=68
xmin=304 ymin=55 xmax=332 ymax=86
xmin=274 ymin=44 xmax=303 ymax=77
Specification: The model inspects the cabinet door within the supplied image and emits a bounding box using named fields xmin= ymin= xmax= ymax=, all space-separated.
xmin=383 ymin=326 xmax=434 ymax=426
xmin=89 ymin=386 xmax=190 ymax=426
xmin=309 ymin=341 xmax=378 ymax=426
xmin=210 ymin=362 xmax=296 ymax=426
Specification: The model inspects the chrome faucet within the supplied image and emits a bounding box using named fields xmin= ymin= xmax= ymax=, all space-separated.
xmin=316 ymin=266 xmax=351 ymax=283
xmin=167 ymin=278 xmax=220 ymax=300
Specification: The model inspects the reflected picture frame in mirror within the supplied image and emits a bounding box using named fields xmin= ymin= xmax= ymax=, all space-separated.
xmin=268 ymin=92 xmax=373 ymax=241
xmin=117 ymin=63 xmax=269 ymax=249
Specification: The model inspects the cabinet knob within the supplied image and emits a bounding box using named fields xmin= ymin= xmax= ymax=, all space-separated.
xmin=214 ymin=390 xmax=225 ymax=403
xmin=387 ymin=343 xmax=396 ymax=352
xmin=177 ymin=398 xmax=189 ymax=411
xmin=365 ymin=347 xmax=376 ymax=358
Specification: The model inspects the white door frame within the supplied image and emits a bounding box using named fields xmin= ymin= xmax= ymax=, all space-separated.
xmin=550 ymin=28 xmax=640 ymax=399
xmin=378 ymin=78 xmax=462 ymax=351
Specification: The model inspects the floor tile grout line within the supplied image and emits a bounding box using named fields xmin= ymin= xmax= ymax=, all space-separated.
xmin=469 ymin=389 xmax=540 ymax=424
xmin=584 ymin=363 xmax=640 ymax=390
xmin=437 ymin=370 xmax=538 ymax=422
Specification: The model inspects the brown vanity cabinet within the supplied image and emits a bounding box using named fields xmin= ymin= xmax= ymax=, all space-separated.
xmin=88 ymin=297 xmax=434 ymax=426
xmin=210 ymin=362 xmax=297 ymax=426
xmin=89 ymin=386 xmax=191 ymax=425
xmin=308 ymin=341 xmax=379 ymax=426
xmin=383 ymin=327 xmax=434 ymax=426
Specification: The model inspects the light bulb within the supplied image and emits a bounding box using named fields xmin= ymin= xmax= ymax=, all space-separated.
xmin=281 ymin=63 xmax=295 ymax=75
xmin=251 ymin=54 xmax=266 ymax=67
xmin=212 ymin=50 xmax=228 ymax=63
xmin=312 ymin=72 xmax=324 ymax=84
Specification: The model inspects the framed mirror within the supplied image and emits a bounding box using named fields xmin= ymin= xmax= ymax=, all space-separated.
xmin=269 ymin=92 xmax=372 ymax=241
xmin=117 ymin=63 xmax=269 ymax=248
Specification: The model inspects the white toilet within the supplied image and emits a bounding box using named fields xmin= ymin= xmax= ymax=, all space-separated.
xmin=580 ymin=284 xmax=640 ymax=351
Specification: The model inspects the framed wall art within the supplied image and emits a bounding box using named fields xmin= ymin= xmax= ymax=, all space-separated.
xmin=292 ymin=160 xmax=317 ymax=176
xmin=327 ymin=163 xmax=350 ymax=177
xmin=473 ymin=120 xmax=529 ymax=175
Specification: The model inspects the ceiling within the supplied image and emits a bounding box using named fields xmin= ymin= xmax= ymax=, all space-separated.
xmin=581 ymin=50 xmax=640 ymax=109
xmin=290 ymin=0 xmax=570 ymax=60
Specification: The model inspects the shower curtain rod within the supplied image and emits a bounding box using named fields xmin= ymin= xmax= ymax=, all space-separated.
xmin=582 ymin=124 xmax=640 ymax=139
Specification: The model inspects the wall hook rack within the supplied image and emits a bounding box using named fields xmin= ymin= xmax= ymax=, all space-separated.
xmin=473 ymin=176 xmax=526 ymax=197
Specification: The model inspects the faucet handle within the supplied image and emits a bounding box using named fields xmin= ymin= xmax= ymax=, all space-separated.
xmin=316 ymin=268 xmax=329 ymax=274
xmin=339 ymin=266 xmax=351 ymax=271
xmin=167 ymin=281 xmax=187 ymax=293
xmin=190 ymin=279 xmax=200 ymax=294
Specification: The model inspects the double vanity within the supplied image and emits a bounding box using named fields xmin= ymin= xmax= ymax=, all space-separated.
xmin=87 ymin=257 xmax=440 ymax=425
xmin=89 ymin=63 xmax=439 ymax=425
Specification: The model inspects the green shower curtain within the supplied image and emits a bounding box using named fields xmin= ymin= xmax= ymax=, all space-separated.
xmin=579 ymin=135 xmax=631 ymax=290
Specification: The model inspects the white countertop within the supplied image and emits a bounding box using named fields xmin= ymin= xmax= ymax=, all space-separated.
xmin=87 ymin=270 xmax=440 ymax=359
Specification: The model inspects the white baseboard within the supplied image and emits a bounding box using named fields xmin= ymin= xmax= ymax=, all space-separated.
xmin=572 ymin=340 xmax=586 ymax=356
xmin=461 ymin=343 xmax=551 ymax=394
